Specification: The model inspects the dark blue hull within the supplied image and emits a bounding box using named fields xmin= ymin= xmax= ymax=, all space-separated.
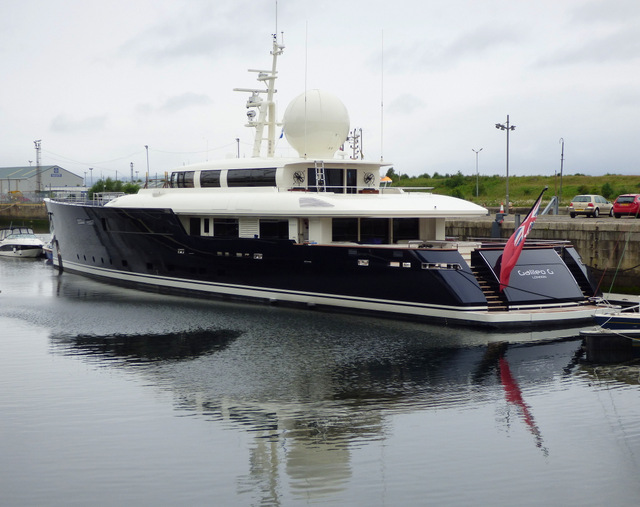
xmin=45 ymin=199 xmax=598 ymax=327
xmin=594 ymin=313 xmax=640 ymax=330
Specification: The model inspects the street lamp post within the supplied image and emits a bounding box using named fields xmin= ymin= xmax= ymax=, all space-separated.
xmin=145 ymin=145 xmax=150 ymax=184
xmin=495 ymin=115 xmax=516 ymax=214
xmin=559 ymin=138 xmax=564 ymax=214
xmin=472 ymin=148 xmax=483 ymax=198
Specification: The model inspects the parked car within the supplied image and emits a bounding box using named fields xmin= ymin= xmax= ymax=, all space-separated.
xmin=613 ymin=194 xmax=640 ymax=218
xmin=568 ymin=194 xmax=613 ymax=218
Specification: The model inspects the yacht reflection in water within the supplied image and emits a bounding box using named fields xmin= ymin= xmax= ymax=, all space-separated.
xmin=52 ymin=329 xmax=241 ymax=364
xmin=49 ymin=325 xmax=582 ymax=502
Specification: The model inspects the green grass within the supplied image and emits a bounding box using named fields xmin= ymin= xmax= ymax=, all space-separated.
xmin=391 ymin=172 xmax=640 ymax=207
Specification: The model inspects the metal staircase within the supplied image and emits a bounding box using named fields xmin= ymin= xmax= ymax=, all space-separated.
xmin=471 ymin=262 xmax=508 ymax=311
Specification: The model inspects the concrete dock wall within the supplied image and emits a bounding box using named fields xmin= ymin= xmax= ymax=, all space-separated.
xmin=0 ymin=203 xmax=48 ymax=219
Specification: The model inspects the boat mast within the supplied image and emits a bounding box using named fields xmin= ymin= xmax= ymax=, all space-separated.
xmin=234 ymin=34 xmax=284 ymax=158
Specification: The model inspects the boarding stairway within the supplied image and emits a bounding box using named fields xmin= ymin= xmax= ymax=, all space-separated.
xmin=471 ymin=262 xmax=508 ymax=312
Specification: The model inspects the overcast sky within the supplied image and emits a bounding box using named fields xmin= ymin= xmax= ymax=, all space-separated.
xmin=2 ymin=0 xmax=639 ymax=183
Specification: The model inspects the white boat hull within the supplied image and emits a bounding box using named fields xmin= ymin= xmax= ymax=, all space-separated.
xmin=0 ymin=247 xmax=43 ymax=258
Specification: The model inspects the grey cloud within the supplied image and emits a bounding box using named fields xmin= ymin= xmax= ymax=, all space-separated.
xmin=536 ymin=27 xmax=640 ymax=66
xmin=384 ymin=25 xmax=523 ymax=72
xmin=136 ymin=92 xmax=212 ymax=115
xmin=121 ymin=29 xmax=230 ymax=63
xmin=441 ymin=26 xmax=523 ymax=60
xmin=570 ymin=0 xmax=640 ymax=24
xmin=160 ymin=92 xmax=212 ymax=112
xmin=118 ymin=1 xmax=272 ymax=64
xmin=387 ymin=93 xmax=427 ymax=115
xmin=50 ymin=114 xmax=107 ymax=132
xmin=606 ymin=87 xmax=640 ymax=108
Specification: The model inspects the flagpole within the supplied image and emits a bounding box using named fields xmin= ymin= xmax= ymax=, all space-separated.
xmin=522 ymin=186 xmax=549 ymax=222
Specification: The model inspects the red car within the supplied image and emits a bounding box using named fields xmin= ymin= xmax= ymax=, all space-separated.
xmin=613 ymin=194 xmax=640 ymax=218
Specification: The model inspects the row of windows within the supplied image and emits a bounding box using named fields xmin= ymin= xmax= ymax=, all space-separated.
xmin=187 ymin=217 xmax=420 ymax=243
xmin=190 ymin=218 xmax=240 ymax=238
xmin=332 ymin=218 xmax=420 ymax=243
xmin=170 ymin=167 xmax=370 ymax=192
xmin=307 ymin=167 xmax=359 ymax=193
xmin=189 ymin=217 xmax=290 ymax=240
xmin=170 ymin=169 xmax=277 ymax=188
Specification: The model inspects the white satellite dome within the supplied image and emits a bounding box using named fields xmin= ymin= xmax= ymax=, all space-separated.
xmin=282 ymin=90 xmax=350 ymax=158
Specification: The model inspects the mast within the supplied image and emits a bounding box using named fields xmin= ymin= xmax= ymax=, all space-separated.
xmin=234 ymin=34 xmax=284 ymax=158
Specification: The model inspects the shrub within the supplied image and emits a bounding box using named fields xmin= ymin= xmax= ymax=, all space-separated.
xmin=444 ymin=171 xmax=465 ymax=188
xmin=601 ymin=182 xmax=614 ymax=199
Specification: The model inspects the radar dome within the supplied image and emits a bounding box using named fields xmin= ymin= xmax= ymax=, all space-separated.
xmin=282 ymin=90 xmax=350 ymax=158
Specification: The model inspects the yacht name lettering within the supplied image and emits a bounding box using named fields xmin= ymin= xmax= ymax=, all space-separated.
xmin=517 ymin=268 xmax=555 ymax=279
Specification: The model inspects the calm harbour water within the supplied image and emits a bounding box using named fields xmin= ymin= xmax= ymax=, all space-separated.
xmin=1 ymin=257 xmax=639 ymax=506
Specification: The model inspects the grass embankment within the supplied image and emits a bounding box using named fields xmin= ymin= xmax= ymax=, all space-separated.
xmin=394 ymin=172 xmax=640 ymax=207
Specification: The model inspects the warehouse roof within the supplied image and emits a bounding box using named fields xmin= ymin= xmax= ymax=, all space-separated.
xmin=0 ymin=165 xmax=77 ymax=179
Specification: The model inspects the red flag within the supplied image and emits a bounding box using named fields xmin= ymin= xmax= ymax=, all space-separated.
xmin=499 ymin=187 xmax=548 ymax=291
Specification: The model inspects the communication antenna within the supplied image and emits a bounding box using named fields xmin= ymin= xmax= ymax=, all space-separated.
xmin=348 ymin=128 xmax=363 ymax=160
xmin=380 ymin=30 xmax=384 ymax=162
xmin=304 ymin=21 xmax=308 ymax=159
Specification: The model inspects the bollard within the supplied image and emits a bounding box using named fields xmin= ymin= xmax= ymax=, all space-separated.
xmin=492 ymin=213 xmax=506 ymax=238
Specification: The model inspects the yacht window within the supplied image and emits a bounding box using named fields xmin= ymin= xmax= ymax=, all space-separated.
xmin=393 ymin=218 xmax=420 ymax=242
xmin=214 ymin=218 xmax=239 ymax=238
xmin=190 ymin=217 xmax=201 ymax=236
xmin=346 ymin=168 xmax=357 ymax=194
xmin=307 ymin=168 xmax=318 ymax=192
xmin=307 ymin=167 xmax=349 ymax=193
xmin=361 ymin=218 xmax=390 ymax=244
xmin=325 ymin=168 xmax=344 ymax=194
xmin=260 ymin=219 xmax=289 ymax=239
xmin=227 ymin=168 xmax=276 ymax=187
xmin=332 ymin=218 xmax=358 ymax=242
xmin=200 ymin=170 xmax=221 ymax=187
xmin=174 ymin=171 xmax=195 ymax=188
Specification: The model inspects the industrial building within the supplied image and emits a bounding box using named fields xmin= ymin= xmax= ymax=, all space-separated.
xmin=0 ymin=165 xmax=83 ymax=200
